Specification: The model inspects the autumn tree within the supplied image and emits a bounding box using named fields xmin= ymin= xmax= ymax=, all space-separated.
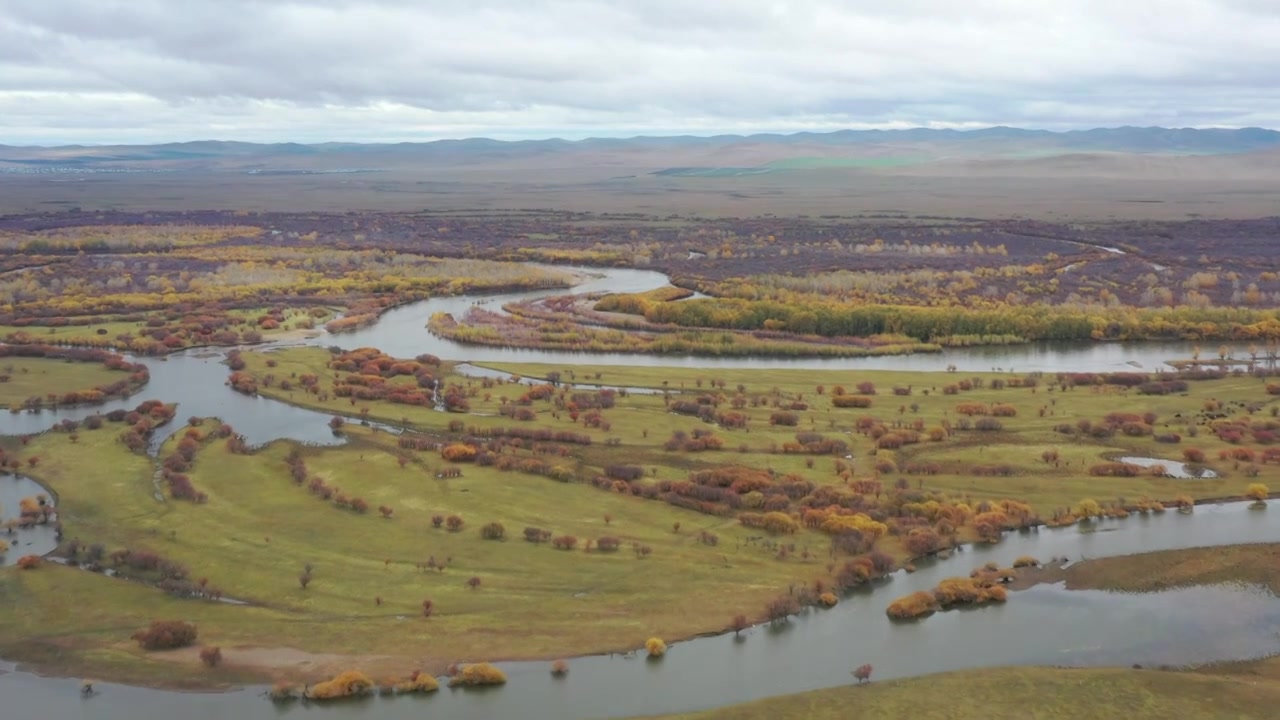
xmin=765 ymin=596 xmax=800 ymax=623
xmin=1247 ymin=482 xmax=1269 ymax=504
xmin=645 ymin=637 xmax=667 ymax=658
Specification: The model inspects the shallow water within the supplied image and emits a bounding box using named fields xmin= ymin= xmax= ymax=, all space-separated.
xmin=0 ymin=474 xmax=58 ymax=566
xmin=1116 ymin=456 xmax=1220 ymax=479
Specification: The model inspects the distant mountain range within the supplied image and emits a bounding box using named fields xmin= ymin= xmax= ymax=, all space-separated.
xmin=2 ymin=126 xmax=1279 ymax=175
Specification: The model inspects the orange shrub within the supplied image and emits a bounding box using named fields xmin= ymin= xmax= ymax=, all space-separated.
xmin=886 ymin=591 xmax=938 ymax=619
xmin=448 ymin=663 xmax=507 ymax=687
xmin=308 ymin=670 xmax=375 ymax=700
xmin=832 ymin=396 xmax=873 ymax=408
xmin=441 ymin=443 xmax=478 ymax=462
xmin=132 ymin=620 xmax=198 ymax=650
xmin=394 ymin=671 xmax=440 ymax=694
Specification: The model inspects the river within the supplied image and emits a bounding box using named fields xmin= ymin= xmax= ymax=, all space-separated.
xmin=1 ymin=265 xmax=1276 ymax=718
xmin=4 ymin=501 xmax=1278 ymax=719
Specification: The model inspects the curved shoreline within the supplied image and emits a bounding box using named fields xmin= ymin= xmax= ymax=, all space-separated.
xmin=3 ymin=484 xmax=1273 ymax=693
xmin=3 ymin=264 xmax=1280 ymax=717
xmin=3 ymin=535 xmax=1278 ymax=697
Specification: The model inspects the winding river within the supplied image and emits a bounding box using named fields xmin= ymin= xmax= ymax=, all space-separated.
xmin=1 ymin=265 xmax=1277 ymax=718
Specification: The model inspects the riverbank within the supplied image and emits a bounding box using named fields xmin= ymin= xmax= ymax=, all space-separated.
xmin=649 ymin=542 xmax=1280 ymax=720
xmin=644 ymin=663 xmax=1280 ymax=720
xmin=2 ymin=421 xmax=845 ymax=690
xmin=1010 ymin=542 xmax=1280 ymax=594
xmin=4 ymin=264 xmax=1280 ymax=717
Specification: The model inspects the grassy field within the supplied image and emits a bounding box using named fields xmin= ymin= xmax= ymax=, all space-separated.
xmin=644 ymin=663 xmax=1280 ymax=720
xmin=0 ymin=357 xmax=126 ymax=407
xmin=0 ymin=419 xmax=829 ymax=685
xmin=0 ymin=307 xmax=330 ymax=349
xmin=5 ymin=349 xmax=1280 ymax=687
xmin=1018 ymin=543 xmax=1280 ymax=594
xmin=467 ymin=361 xmax=1273 ymax=513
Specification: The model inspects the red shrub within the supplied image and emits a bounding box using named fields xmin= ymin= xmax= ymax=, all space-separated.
xmin=132 ymin=620 xmax=198 ymax=650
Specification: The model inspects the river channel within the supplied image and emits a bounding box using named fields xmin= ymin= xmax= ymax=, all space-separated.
xmin=1 ymin=265 xmax=1276 ymax=719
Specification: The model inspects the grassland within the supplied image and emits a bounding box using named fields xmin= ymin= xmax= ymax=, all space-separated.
xmin=0 ymin=307 xmax=328 ymax=349
xmin=240 ymin=350 xmax=1255 ymax=515
xmin=1016 ymin=543 xmax=1280 ymax=594
xmin=644 ymin=663 xmax=1280 ymax=720
xmin=0 ymin=419 xmax=830 ymax=685
xmin=0 ymin=357 xmax=126 ymax=407
xmin=5 ymin=348 xmax=1280 ymax=688
xmin=467 ymin=361 xmax=1272 ymax=513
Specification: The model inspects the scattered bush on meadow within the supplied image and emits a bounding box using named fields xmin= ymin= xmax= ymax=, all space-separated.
xmin=552 ymin=535 xmax=578 ymax=550
xmin=132 ymin=620 xmax=198 ymax=650
xmin=199 ymin=646 xmax=222 ymax=668
xmin=16 ymin=554 xmax=42 ymax=569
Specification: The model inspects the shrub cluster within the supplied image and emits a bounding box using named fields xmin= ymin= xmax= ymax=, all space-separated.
xmin=132 ymin=620 xmax=198 ymax=650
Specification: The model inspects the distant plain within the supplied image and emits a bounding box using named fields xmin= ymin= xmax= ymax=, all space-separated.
xmin=4 ymin=128 xmax=1280 ymax=219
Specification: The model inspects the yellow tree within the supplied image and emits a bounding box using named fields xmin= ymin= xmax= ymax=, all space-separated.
xmin=1247 ymin=483 xmax=1269 ymax=504
xmin=1076 ymin=498 xmax=1102 ymax=519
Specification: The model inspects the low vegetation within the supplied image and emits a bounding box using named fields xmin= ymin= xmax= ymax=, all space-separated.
xmin=649 ymin=664 xmax=1280 ymax=720
xmin=5 ymin=347 xmax=1280 ymax=689
xmin=448 ymin=662 xmax=507 ymax=687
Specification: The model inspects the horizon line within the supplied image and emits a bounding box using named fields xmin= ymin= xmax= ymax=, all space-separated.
xmin=3 ymin=124 xmax=1278 ymax=149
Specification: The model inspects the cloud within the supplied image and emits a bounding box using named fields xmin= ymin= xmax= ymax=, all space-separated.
xmin=1 ymin=0 xmax=1278 ymax=143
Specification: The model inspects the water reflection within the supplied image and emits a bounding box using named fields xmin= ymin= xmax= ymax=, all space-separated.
xmin=0 ymin=474 xmax=58 ymax=566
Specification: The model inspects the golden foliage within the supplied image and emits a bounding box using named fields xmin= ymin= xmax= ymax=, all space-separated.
xmin=394 ymin=671 xmax=440 ymax=694
xmin=308 ymin=670 xmax=375 ymax=700
xmin=886 ymin=591 xmax=939 ymax=619
xmin=646 ymin=637 xmax=667 ymax=658
xmin=448 ymin=663 xmax=507 ymax=687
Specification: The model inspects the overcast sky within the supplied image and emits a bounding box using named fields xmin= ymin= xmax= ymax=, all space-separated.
xmin=2 ymin=0 xmax=1278 ymax=144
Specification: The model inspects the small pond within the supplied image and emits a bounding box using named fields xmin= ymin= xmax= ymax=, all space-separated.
xmin=1116 ymin=456 xmax=1219 ymax=479
xmin=0 ymin=474 xmax=59 ymax=567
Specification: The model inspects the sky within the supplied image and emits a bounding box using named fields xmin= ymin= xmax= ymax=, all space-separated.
xmin=2 ymin=0 xmax=1279 ymax=145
